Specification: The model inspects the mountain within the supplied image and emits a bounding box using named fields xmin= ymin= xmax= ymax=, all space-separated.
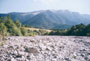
xmin=0 ymin=10 xmax=90 ymax=29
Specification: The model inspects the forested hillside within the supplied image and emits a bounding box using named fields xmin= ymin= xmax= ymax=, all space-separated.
xmin=0 ymin=10 xmax=90 ymax=29
xmin=49 ymin=24 xmax=90 ymax=36
xmin=0 ymin=15 xmax=22 ymax=36
xmin=0 ymin=15 xmax=49 ymax=36
xmin=0 ymin=15 xmax=90 ymax=36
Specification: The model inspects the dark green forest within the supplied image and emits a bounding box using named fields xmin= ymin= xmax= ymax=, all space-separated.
xmin=49 ymin=24 xmax=90 ymax=36
xmin=0 ymin=15 xmax=22 ymax=36
xmin=0 ymin=15 xmax=49 ymax=36
xmin=0 ymin=15 xmax=90 ymax=37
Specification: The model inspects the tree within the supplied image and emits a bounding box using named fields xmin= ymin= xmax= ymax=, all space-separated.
xmin=0 ymin=23 xmax=7 ymax=40
xmin=67 ymin=25 xmax=77 ymax=35
xmin=15 ymin=20 xmax=21 ymax=27
xmin=76 ymin=24 xmax=86 ymax=36
xmin=85 ymin=24 xmax=90 ymax=36
xmin=5 ymin=15 xmax=22 ymax=36
xmin=67 ymin=23 xmax=86 ymax=36
xmin=0 ymin=23 xmax=7 ymax=35
xmin=20 ymin=27 xmax=27 ymax=36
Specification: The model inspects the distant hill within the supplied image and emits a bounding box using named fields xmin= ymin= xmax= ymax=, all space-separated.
xmin=0 ymin=10 xmax=90 ymax=29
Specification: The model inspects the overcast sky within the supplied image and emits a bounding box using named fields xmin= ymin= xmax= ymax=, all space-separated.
xmin=0 ymin=0 xmax=90 ymax=14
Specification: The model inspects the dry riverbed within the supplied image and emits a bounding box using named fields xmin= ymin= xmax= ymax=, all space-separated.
xmin=0 ymin=36 xmax=90 ymax=61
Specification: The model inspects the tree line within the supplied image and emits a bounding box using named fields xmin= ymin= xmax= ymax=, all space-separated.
xmin=0 ymin=15 xmax=49 ymax=37
xmin=0 ymin=15 xmax=90 ymax=37
xmin=49 ymin=24 xmax=90 ymax=36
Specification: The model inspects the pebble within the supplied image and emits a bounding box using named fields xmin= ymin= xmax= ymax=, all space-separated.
xmin=0 ymin=36 xmax=90 ymax=61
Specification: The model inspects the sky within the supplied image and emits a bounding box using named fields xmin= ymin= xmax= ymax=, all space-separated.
xmin=0 ymin=0 xmax=90 ymax=14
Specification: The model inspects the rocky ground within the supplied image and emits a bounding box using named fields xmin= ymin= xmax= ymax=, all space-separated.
xmin=0 ymin=36 xmax=90 ymax=61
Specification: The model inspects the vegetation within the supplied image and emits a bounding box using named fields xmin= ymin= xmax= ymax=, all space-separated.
xmin=0 ymin=15 xmax=50 ymax=37
xmin=85 ymin=24 xmax=90 ymax=36
xmin=0 ymin=15 xmax=90 ymax=37
xmin=49 ymin=29 xmax=67 ymax=35
xmin=49 ymin=23 xmax=90 ymax=36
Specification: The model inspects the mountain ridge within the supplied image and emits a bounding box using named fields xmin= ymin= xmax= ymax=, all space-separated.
xmin=0 ymin=10 xmax=90 ymax=29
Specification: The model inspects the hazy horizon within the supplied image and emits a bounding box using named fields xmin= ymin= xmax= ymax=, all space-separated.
xmin=0 ymin=0 xmax=90 ymax=14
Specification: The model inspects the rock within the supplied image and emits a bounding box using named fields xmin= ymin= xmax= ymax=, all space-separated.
xmin=25 ymin=47 xmax=39 ymax=54
xmin=11 ymin=58 xmax=16 ymax=61
xmin=0 ymin=36 xmax=90 ymax=61
xmin=15 ymin=54 xmax=22 ymax=58
xmin=18 ymin=51 xmax=25 ymax=56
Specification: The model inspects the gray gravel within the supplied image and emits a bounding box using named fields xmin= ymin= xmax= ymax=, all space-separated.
xmin=0 ymin=36 xmax=90 ymax=61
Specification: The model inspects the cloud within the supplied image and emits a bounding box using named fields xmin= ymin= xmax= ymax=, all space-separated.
xmin=33 ymin=0 xmax=58 ymax=4
xmin=33 ymin=0 xmax=37 ymax=2
xmin=41 ymin=0 xmax=57 ymax=3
